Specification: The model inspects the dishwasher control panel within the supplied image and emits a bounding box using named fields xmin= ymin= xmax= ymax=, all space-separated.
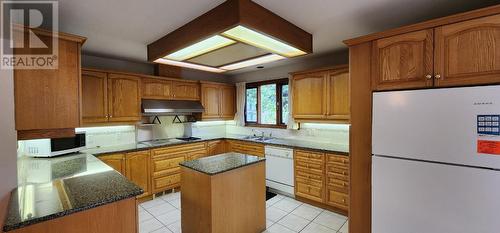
xmin=265 ymin=146 xmax=294 ymax=158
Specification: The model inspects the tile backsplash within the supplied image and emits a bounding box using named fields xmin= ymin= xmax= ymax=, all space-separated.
xmin=76 ymin=119 xmax=349 ymax=149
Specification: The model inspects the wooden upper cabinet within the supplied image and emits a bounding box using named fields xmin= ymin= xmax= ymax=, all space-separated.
xmin=327 ymin=68 xmax=350 ymax=121
xmin=372 ymin=29 xmax=434 ymax=91
xmin=82 ymin=70 xmax=108 ymax=123
xmin=220 ymin=85 xmax=236 ymax=119
xmin=172 ymin=81 xmax=200 ymax=100
xmin=142 ymin=78 xmax=173 ymax=100
xmin=201 ymin=84 xmax=221 ymax=119
xmin=14 ymin=34 xmax=84 ymax=139
xmin=200 ymin=82 xmax=236 ymax=120
xmin=107 ymin=73 xmax=141 ymax=122
xmin=125 ymin=151 xmax=151 ymax=198
xmin=292 ymin=71 xmax=328 ymax=119
xmin=434 ymin=14 xmax=500 ymax=87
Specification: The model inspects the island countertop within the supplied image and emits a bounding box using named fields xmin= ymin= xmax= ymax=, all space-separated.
xmin=3 ymin=153 xmax=143 ymax=232
xmin=179 ymin=152 xmax=266 ymax=175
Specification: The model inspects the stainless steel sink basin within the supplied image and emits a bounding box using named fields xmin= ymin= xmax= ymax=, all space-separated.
xmin=242 ymin=136 xmax=274 ymax=142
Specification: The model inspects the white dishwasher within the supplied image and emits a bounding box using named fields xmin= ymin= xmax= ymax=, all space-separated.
xmin=265 ymin=145 xmax=294 ymax=196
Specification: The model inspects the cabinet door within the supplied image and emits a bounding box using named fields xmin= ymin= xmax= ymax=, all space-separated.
xmin=292 ymin=71 xmax=328 ymax=119
xmin=207 ymin=140 xmax=226 ymax=156
xmin=186 ymin=149 xmax=207 ymax=161
xmin=142 ymin=78 xmax=173 ymax=99
xmin=125 ymin=151 xmax=151 ymax=198
xmin=220 ymin=85 xmax=236 ymax=119
xmin=327 ymin=68 xmax=350 ymax=121
xmin=172 ymin=81 xmax=200 ymax=100
xmin=201 ymin=84 xmax=221 ymax=119
xmin=435 ymin=14 xmax=500 ymax=87
xmin=82 ymin=70 xmax=108 ymax=123
xmin=107 ymin=74 xmax=141 ymax=122
xmin=100 ymin=154 xmax=125 ymax=174
xmin=14 ymin=38 xmax=80 ymax=131
xmin=372 ymin=29 xmax=433 ymax=91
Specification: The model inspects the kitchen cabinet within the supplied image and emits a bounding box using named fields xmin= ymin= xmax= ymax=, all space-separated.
xmin=107 ymin=73 xmax=142 ymax=122
xmin=291 ymin=66 xmax=350 ymax=122
xmin=226 ymin=140 xmax=264 ymax=157
xmin=172 ymin=80 xmax=200 ymax=100
xmin=207 ymin=140 xmax=226 ymax=156
xmin=14 ymin=31 xmax=86 ymax=140
xmin=151 ymin=142 xmax=207 ymax=193
xmin=125 ymin=150 xmax=151 ymax=198
xmin=99 ymin=151 xmax=151 ymax=198
xmin=434 ymin=14 xmax=500 ymax=87
xmin=372 ymin=14 xmax=500 ymax=91
xmin=200 ymin=82 xmax=236 ymax=120
xmin=294 ymin=149 xmax=350 ymax=213
xmin=81 ymin=69 xmax=141 ymax=124
xmin=141 ymin=78 xmax=173 ymax=100
xmin=82 ymin=70 xmax=108 ymax=123
xmin=372 ymin=29 xmax=434 ymax=91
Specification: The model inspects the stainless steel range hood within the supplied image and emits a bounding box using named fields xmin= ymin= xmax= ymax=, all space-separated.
xmin=142 ymin=99 xmax=204 ymax=116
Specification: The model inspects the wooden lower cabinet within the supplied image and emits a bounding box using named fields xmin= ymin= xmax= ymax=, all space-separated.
xmin=294 ymin=149 xmax=350 ymax=213
xmin=207 ymin=140 xmax=226 ymax=156
xmin=226 ymin=140 xmax=264 ymax=157
xmin=99 ymin=151 xmax=151 ymax=198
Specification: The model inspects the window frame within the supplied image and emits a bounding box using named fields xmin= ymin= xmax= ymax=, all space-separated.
xmin=245 ymin=78 xmax=289 ymax=128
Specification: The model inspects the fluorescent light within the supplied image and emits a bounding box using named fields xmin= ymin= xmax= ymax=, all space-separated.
xmin=220 ymin=54 xmax=285 ymax=71
xmin=154 ymin=58 xmax=226 ymax=73
xmin=165 ymin=35 xmax=236 ymax=61
xmin=222 ymin=25 xmax=306 ymax=57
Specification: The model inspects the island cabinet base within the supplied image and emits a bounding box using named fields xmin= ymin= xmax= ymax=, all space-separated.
xmin=7 ymin=198 xmax=138 ymax=233
xmin=180 ymin=163 xmax=266 ymax=233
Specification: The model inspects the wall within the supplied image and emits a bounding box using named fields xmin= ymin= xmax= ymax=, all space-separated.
xmin=82 ymin=53 xmax=232 ymax=83
xmin=0 ymin=43 xmax=18 ymax=228
xmin=227 ymin=50 xmax=349 ymax=83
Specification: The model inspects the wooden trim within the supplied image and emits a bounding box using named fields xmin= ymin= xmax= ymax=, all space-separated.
xmin=244 ymin=78 xmax=289 ymax=127
xmin=244 ymin=123 xmax=286 ymax=129
xmin=199 ymin=81 xmax=234 ymax=86
xmin=82 ymin=68 xmax=199 ymax=84
xmin=343 ymin=4 xmax=500 ymax=46
xmin=289 ymin=64 xmax=349 ymax=75
xmin=348 ymin=42 xmax=373 ymax=233
xmin=12 ymin=24 xmax=87 ymax=43
xmin=147 ymin=0 xmax=312 ymax=61
xmin=17 ymin=128 xmax=75 ymax=140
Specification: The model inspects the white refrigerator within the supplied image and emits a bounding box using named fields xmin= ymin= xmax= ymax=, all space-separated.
xmin=372 ymin=85 xmax=500 ymax=233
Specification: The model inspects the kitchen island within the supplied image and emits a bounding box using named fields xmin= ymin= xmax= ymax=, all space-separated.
xmin=180 ymin=152 xmax=266 ymax=233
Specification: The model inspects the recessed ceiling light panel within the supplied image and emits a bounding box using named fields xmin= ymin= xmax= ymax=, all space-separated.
xmin=220 ymin=54 xmax=285 ymax=71
xmin=155 ymin=58 xmax=226 ymax=73
xmin=165 ymin=35 xmax=236 ymax=61
xmin=222 ymin=26 xmax=306 ymax=58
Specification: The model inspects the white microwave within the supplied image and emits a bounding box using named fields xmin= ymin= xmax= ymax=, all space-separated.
xmin=23 ymin=133 xmax=86 ymax=157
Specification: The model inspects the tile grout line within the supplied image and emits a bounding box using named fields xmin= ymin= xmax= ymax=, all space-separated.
xmin=141 ymin=198 xmax=177 ymax=233
xmin=298 ymin=208 xmax=326 ymax=233
xmin=271 ymin=199 xmax=306 ymax=232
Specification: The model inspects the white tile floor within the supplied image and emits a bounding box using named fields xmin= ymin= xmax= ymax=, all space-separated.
xmin=139 ymin=191 xmax=348 ymax=233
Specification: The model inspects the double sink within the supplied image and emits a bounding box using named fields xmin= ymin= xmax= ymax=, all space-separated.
xmin=241 ymin=135 xmax=274 ymax=142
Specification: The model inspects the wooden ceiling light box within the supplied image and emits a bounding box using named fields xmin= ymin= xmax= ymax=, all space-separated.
xmin=147 ymin=0 xmax=312 ymax=73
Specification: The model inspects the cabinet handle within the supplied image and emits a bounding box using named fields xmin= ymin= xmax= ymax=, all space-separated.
xmin=342 ymin=199 xmax=346 ymax=203
xmin=435 ymin=74 xmax=441 ymax=79
xmin=425 ymin=74 xmax=432 ymax=80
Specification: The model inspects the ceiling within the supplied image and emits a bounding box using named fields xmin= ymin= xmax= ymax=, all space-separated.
xmin=59 ymin=0 xmax=499 ymax=74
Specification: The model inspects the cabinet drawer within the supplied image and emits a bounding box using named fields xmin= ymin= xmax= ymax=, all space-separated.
xmin=152 ymin=142 xmax=206 ymax=158
xmin=296 ymin=182 xmax=323 ymax=202
xmin=326 ymin=154 xmax=349 ymax=166
xmin=153 ymin=173 xmax=181 ymax=192
xmin=296 ymin=176 xmax=323 ymax=188
xmin=186 ymin=149 xmax=207 ymax=161
xmin=326 ymin=164 xmax=349 ymax=176
xmin=296 ymin=169 xmax=323 ymax=182
xmin=326 ymin=176 xmax=349 ymax=193
xmin=295 ymin=150 xmax=324 ymax=163
xmin=326 ymin=189 xmax=348 ymax=209
xmin=152 ymin=156 xmax=184 ymax=176
xmin=295 ymin=160 xmax=324 ymax=174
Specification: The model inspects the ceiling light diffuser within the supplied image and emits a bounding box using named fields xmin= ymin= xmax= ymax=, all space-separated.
xmin=220 ymin=54 xmax=285 ymax=71
xmin=165 ymin=35 xmax=236 ymax=61
xmin=222 ymin=26 xmax=307 ymax=58
xmin=155 ymin=58 xmax=226 ymax=73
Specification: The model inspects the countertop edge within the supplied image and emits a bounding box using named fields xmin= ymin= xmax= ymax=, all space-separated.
xmin=179 ymin=157 xmax=266 ymax=176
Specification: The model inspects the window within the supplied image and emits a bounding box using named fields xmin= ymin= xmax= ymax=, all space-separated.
xmin=245 ymin=79 xmax=289 ymax=127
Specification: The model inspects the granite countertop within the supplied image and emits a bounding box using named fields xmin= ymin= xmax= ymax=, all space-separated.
xmin=3 ymin=154 xmax=143 ymax=232
xmin=180 ymin=152 xmax=265 ymax=175
xmin=84 ymin=135 xmax=349 ymax=156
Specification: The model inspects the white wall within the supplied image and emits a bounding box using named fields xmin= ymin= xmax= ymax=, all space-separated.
xmin=0 ymin=41 xmax=18 ymax=228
